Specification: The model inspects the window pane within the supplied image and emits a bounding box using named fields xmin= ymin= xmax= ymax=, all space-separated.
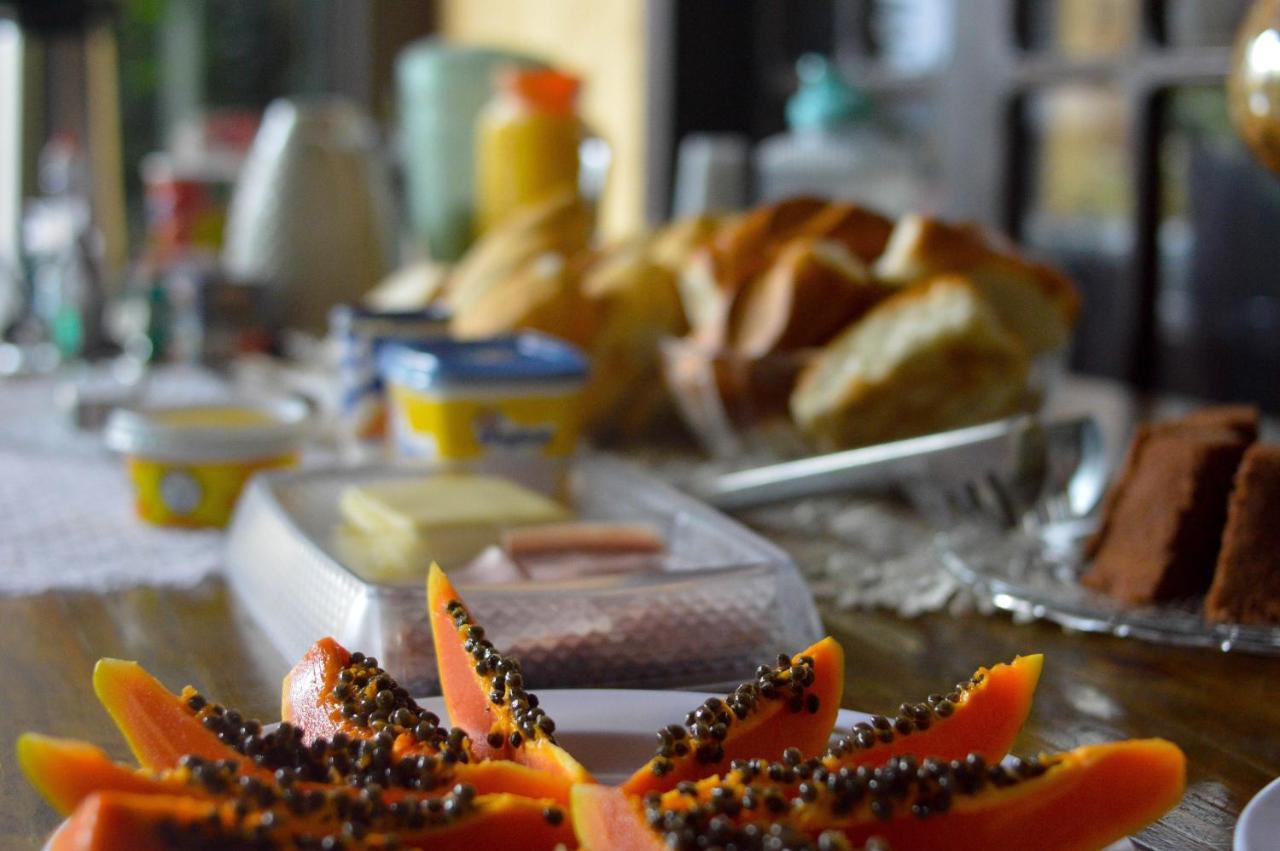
xmin=1159 ymin=0 xmax=1252 ymax=47
xmin=1017 ymin=85 xmax=1133 ymax=377
xmin=1155 ymin=86 xmax=1280 ymax=408
xmin=867 ymin=0 xmax=953 ymax=73
xmin=1019 ymin=0 xmax=1139 ymax=58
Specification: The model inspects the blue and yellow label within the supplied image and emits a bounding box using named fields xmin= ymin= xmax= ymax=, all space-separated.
xmin=388 ymin=384 xmax=582 ymax=461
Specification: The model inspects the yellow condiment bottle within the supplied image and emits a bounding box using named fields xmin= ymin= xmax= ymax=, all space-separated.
xmin=475 ymin=68 xmax=583 ymax=234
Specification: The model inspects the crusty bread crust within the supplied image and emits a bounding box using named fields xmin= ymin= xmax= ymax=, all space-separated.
xmin=791 ymin=202 xmax=894 ymax=263
xmin=727 ymin=237 xmax=895 ymax=357
xmin=446 ymin=189 xmax=592 ymax=315
xmin=790 ymin=275 xmax=1031 ymax=450
xmin=874 ymin=215 xmax=1080 ymax=355
xmin=677 ymin=198 xmax=831 ymax=345
xmin=450 ymin=251 xmax=600 ymax=347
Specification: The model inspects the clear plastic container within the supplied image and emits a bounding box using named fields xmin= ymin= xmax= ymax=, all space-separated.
xmin=224 ymin=455 xmax=822 ymax=694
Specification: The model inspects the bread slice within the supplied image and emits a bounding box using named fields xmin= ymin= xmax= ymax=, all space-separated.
xmin=579 ymin=242 xmax=686 ymax=432
xmin=790 ymin=275 xmax=1031 ymax=450
xmin=728 ymin=237 xmax=895 ymax=357
xmin=1205 ymin=443 xmax=1280 ymax=625
xmin=449 ymin=251 xmax=599 ymax=347
xmin=445 ymin=189 xmax=592 ymax=315
xmin=791 ymin=202 xmax=894 ymax=263
xmin=873 ymin=215 xmax=1079 ymax=355
xmin=677 ymin=197 xmax=829 ymax=346
xmin=647 ymin=214 xmax=721 ymax=272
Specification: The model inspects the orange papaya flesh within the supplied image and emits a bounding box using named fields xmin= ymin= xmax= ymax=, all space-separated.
xmin=573 ymin=784 xmax=864 ymax=851
xmin=282 ymin=636 xmax=458 ymax=760
xmin=620 ymin=636 xmax=845 ymax=798
xmin=17 ymin=734 xmax=174 ymax=816
xmin=586 ymin=739 xmax=1184 ymax=851
xmin=51 ymin=787 xmax=575 ymax=851
xmin=573 ymin=783 xmax=667 ymax=851
xmin=824 ymin=654 xmax=1042 ymax=770
xmin=18 ymin=730 xmax=581 ymax=821
xmin=426 ymin=563 xmax=593 ymax=786
xmin=90 ymin=658 xmax=574 ymax=805
xmin=92 ymin=658 xmax=277 ymax=777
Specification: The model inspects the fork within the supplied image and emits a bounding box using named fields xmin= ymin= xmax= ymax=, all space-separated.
xmin=694 ymin=415 xmax=1107 ymax=529
xmin=904 ymin=416 xmax=1107 ymax=531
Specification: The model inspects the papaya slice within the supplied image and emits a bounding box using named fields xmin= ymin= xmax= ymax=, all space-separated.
xmin=92 ymin=658 xmax=274 ymax=775
xmin=51 ymin=788 xmax=575 ymax=851
xmin=19 ymin=730 xmax=583 ymax=818
xmin=17 ymin=734 xmax=177 ymax=816
xmin=620 ymin=636 xmax=845 ymax=798
xmin=282 ymin=636 xmax=457 ymax=759
xmin=572 ymin=784 xmax=857 ymax=851
xmin=824 ymin=654 xmax=1042 ymax=769
xmin=574 ymin=739 xmax=1186 ymax=851
xmin=426 ymin=563 xmax=593 ymax=785
xmin=90 ymin=658 xmax=576 ymax=805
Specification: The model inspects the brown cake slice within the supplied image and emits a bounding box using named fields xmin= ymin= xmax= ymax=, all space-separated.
xmin=1205 ymin=444 xmax=1280 ymax=625
xmin=1085 ymin=405 xmax=1260 ymax=559
xmin=1177 ymin=404 xmax=1260 ymax=442
xmin=1082 ymin=426 xmax=1251 ymax=604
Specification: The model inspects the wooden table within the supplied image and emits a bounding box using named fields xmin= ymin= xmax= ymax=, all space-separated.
xmin=1 ymin=376 xmax=1277 ymax=849
xmin=2 ymin=582 xmax=1275 ymax=849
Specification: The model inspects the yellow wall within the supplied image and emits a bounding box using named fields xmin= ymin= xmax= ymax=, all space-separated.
xmin=439 ymin=0 xmax=648 ymax=238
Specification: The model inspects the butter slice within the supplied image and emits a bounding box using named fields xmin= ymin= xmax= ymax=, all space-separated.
xmin=337 ymin=474 xmax=571 ymax=580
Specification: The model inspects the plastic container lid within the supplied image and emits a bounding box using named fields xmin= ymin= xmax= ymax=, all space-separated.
xmin=379 ymin=333 xmax=589 ymax=392
xmin=329 ymin=304 xmax=452 ymax=339
xmin=786 ymin=53 xmax=870 ymax=131
xmin=104 ymin=398 xmax=311 ymax=462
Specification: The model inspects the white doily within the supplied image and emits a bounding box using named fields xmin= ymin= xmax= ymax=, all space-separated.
xmin=648 ymin=453 xmax=987 ymax=619
xmin=0 ymin=367 xmax=231 ymax=595
xmin=740 ymin=496 xmax=991 ymax=618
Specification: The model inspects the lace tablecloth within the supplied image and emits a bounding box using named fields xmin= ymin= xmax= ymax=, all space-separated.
xmin=0 ymin=367 xmax=230 ymax=595
xmin=2 ymin=363 xmax=1136 ymax=618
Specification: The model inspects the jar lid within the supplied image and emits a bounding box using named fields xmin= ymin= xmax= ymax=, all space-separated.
xmin=378 ymin=333 xmax=589 ymax=391
xmin=498 ymin=67 xmax=581 ymax=116
xmin=786 ymin=53 xmax=870 ymax=131
xmin=104 ymin=397 xmax=311 ymax=462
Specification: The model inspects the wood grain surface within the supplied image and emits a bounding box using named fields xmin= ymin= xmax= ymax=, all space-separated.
xmin=0 ymin=576 xmax=1274 ymax=849
xmin=1 ymin=375 xmax=1275 ymax=849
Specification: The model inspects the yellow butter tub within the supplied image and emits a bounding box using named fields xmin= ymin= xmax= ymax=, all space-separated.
xmin=104 ymin=398 xmax=310 ymax=528
xmin=378 ymin=333 xmax=588 ymax=494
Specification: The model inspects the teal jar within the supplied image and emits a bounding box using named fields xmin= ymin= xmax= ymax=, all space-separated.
xmin=396 ymin=39 xmax=541 ymax=261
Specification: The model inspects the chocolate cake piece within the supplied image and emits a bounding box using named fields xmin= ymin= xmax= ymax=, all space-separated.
xmin=1082 ymin=427 xmax=1251 ymax=604
xmin=1177 ymin=404 xmax=1260 ymax=443
xmin=1205 ymin=444 xmax=1280 ymax=625
xmin=1085 ymin=405 xmax=1260 ymax=559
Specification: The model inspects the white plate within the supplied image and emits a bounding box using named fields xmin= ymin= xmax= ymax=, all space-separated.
xmin=1235 ymin=776 xmax=1280 ymax=851
xmin=420 ymin=688 xmax=869 ymax=785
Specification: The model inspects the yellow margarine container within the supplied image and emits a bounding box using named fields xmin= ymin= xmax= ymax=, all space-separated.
xmin=379 ymin=333 xmax=588 ymax=494
xmin=104 ymin=398 xmax=309 ymax=528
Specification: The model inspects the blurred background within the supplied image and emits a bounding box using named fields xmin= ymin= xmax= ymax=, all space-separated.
xmin=1 ymin=0 xmax=1276 ymax=410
